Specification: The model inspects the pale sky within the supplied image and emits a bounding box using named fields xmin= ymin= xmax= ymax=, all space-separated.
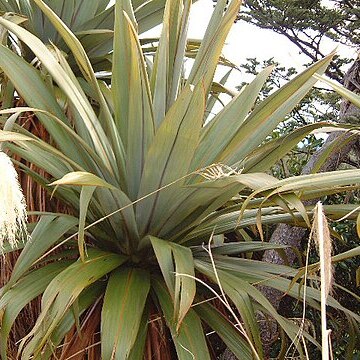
xmin=189 ymin=0 xmax=357 ymax=89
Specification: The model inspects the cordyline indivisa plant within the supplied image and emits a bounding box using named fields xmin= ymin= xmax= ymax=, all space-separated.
xmin=0 ymin=0 xmax=359 ymax=359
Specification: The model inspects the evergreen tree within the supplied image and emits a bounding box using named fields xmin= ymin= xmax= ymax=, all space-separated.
xmin=238 ymin=0 xmax=359 ymax=81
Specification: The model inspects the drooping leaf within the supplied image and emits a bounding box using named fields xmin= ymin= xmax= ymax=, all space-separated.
xmin=0 ymin=107 xmax=108 ymax=173
xmin=222 ymin=284 xmax=263 ymax=356
xmin=77 ymin=186 xmax=96 ymax=261
xmin=195 ymin=259 xmax=317 ymax=355
xmin=49 ymin=171 xmax=116 ymax=189
xmin=42 ymin=282 xmax=106 ymax=359
xmin=150 ymin=236 xmax=175 ymax=295
xmin=0 ymin=260 xmax=72 ymax=359
xmin=152 ymin=277 xmax=211 ymax=360
xmin=20 ymin=249 xmax=126 ymax=359
xmin=191 ymin=241 xmax=288 ymax=256
xmin=195 ymin=302 xmax=253 ymax=360
xmin=150 ymin=237 xmax=196 ymax=329
xmin=7 ymin=215 xmax=78 ymax=289
xmin=0 ymin=129 xmax=33 ymax=142
xmin=101 ymin=268 xmax=150 ymax=359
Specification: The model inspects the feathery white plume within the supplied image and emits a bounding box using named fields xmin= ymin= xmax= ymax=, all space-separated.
xmin=0 ymin=151 xmax=28 ymax=253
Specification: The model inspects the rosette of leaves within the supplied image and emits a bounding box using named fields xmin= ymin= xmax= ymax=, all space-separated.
xmin=0 ymin=0 xmax=359 ymax=358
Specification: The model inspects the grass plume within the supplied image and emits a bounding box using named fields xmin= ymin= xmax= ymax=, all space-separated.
xmin=0 ymin=151 xmax=28 ymax=253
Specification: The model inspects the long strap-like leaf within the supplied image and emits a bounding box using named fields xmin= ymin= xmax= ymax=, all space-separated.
xmin=151 ymin=0 xmax=192 ymax=127
xmin=136 ymin=82 xmax=205 ymax=235
xmin=113 ymin=0 xmax=155 ymax=199
xmin=101 ymin=268 xmax=150 ymax=359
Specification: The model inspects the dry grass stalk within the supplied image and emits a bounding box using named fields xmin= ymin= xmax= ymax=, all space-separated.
xmin=312 ymin=201 xmax=333 ymax=360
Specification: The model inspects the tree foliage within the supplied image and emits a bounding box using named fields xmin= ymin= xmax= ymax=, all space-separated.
xmin=239 ymin=0 xmax=360 ymax=81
